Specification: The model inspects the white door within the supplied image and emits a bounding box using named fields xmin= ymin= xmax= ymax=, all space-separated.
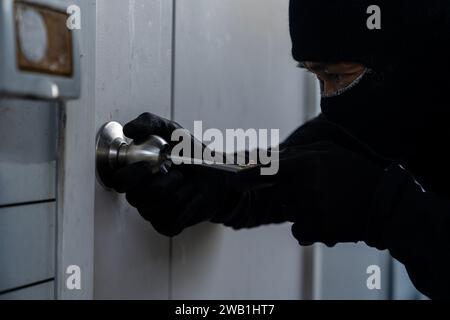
xmin=91 ymin=0 xmax=311 ymax=299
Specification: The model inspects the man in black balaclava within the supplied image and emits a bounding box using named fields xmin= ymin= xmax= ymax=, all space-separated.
xmin=111 ymin=0 xmax=450 ymax=299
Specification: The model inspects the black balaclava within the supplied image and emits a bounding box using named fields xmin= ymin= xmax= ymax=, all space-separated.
xmin=290 ymin=0 xmax=450 ymax=194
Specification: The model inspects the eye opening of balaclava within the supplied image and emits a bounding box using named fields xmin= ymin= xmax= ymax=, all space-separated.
xmin=322 ymin=68 xmax=370 ymax=98
xmin=289 ymin=0 xmax=450 ymax=181
xmin=300 ymin=63 xmax=372 ymax=98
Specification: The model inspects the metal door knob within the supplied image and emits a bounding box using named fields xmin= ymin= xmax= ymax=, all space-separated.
xmin=96 ymin=121 xmax=262 ymax=190
xmin=96 ymin=121 xmax=170 ymax=189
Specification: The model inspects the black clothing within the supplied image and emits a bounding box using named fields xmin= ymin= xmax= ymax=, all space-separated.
xmin=282 ymin=115 xmax=450 ymax=300
xmin=288 ymin=0 xmax=450 ymax=299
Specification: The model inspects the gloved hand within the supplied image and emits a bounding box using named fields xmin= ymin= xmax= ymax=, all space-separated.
xmin=125 ymin=112 xmax=183 ymax=142
xmin=112 ymin=162 xmax=242 ymax=236
xmin=270 ymin=141 xmax=392 ymax=247
xmin=110 ymin=113 xmax=239 ymax=236
xmin=282 ymin=114 xmax=391 ymax=163
xmin=118 ymin=112 xmax=201 ymax=158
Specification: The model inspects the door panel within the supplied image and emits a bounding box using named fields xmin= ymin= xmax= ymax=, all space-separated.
xmin=0 ymin=100 xmax=57 ymax=206
xmin=93 ymin=0 xmax=173 ymax=299
xmin=314 ymin=244 xmax=391 ymax=300
xmin=171 ymin=0 xmax=310 ymax=299
xmin=0 ymin=202 xmax=55 ymax=293
xmin=0 ymin=281 xmax=55 ymax=300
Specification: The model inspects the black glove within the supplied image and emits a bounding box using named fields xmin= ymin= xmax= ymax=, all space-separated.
xmin=112 ymin=161 xmax=242 ymax=236
xmin=271 ymin=141 xmax=392 ymax=247
xmin=121 ymin=112 xmax=183 ymax=147
xmin=282 ymin=114 xmax=391 ymax=163
xmin=110 ymin=113 xmax=246 ymax=236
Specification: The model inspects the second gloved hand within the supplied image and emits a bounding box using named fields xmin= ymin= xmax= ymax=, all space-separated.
xmin=275 ymin=141 xmax=392 ymax=247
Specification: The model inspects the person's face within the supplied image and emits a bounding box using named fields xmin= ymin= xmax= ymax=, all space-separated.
xmin=301 ymin=62 xmax=366 ymax=97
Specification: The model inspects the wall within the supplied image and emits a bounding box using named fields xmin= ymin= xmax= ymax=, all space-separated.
xmin=314 ymin=244 xmax=391 ymax=299
xmin=171 ymin=0 xmax=310 ymax=299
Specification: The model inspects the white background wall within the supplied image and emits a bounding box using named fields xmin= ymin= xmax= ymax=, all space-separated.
xmin=171 ymin=0 xmax=311 ymax=299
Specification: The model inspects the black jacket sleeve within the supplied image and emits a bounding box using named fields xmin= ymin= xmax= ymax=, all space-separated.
xmin=212 ymin=114 xmax=450 ymax=299
xmin=366 ymin=164 xmax=450 ymax=300
xmin=211 ymin=114 xmax=384 ymax=228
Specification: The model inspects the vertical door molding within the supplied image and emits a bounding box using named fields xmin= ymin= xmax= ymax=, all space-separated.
xmin=57 ymin=0 xmax=97 ymax=299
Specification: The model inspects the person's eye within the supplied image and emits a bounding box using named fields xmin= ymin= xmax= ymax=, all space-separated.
xmin=327 ymin=73 xmax=344 ymax=83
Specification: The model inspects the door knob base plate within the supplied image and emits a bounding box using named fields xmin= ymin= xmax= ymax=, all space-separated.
xmin=96 ymin=121 xmax=127 ymax=190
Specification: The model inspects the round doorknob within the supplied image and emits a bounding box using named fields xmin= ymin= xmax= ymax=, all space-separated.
xmin=95 ymin=121 xmax=170 ymax=189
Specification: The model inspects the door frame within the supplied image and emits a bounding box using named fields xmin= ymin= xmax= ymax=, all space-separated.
xmin=56 ymin=0 xmax=96 ymax=299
